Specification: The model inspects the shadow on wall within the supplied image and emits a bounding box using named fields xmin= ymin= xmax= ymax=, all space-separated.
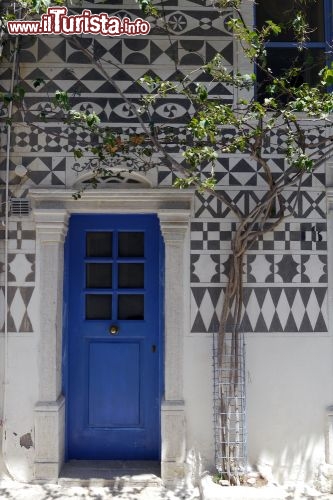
xmin=246 ymin=336 xmax=333 ymax=486
xmin=247 ymin=376 xmax=327 ymax=486
xmin=185 ymin=448 xmax=205 ymax=488
xmin=254 ymin=432 xmax=324 ymax=485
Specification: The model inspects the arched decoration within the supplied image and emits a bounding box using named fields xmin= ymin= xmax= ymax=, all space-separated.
xmin=73 ymin=170 xmax=152 ymax=189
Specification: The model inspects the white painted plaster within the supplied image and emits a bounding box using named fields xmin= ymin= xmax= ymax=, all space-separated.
xmin=246 ymin=335 xmax=333 ymax=484
xmin=0 ymin=336 xmax=4 ymax=476
xmin=184 ymin=334 xmax=215 ymax=480
xmin=1 ymin=335 xmax=38 ymax=481
xmin=182 ymin=332 xmax=333 ymax=488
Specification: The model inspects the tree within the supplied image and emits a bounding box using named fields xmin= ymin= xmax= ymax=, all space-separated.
xmin=1 ymin=0 xmax=333 ymax=484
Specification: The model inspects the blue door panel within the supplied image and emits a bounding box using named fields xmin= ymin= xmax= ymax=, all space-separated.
xmin=64 ymin=214 xmax=162 ymax=460
xmin=88 ymin=341 xmax=141 ymax=427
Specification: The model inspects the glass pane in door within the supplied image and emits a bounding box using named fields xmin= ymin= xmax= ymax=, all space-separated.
xmin=86 ymin=294 xmax=112 ymax=320
xmin=118 ymin=232 xmax=144 ymax=257
xmin=86 ymin=232 xmax=113 ymax=257
xmin=86 ymin=264 xmax=113 ymax=288
xmin=118 ymin=264 xmax=144 ymax=288
xmin=118 ymin=295 xmax=144 ymax=320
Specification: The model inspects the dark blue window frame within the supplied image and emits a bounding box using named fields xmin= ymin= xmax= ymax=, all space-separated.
xmin=255 ymin=0 xmax=332 ymax=90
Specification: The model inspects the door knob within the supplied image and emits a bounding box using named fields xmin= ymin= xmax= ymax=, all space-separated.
xmin=109 ymin=325 xmax=119 ymax=335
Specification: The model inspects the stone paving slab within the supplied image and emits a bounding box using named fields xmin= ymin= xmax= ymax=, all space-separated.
xmin=3 ymin=478 xmax=333 ymax=500
xmin=0 ymin=480 xmax=200 ymax=500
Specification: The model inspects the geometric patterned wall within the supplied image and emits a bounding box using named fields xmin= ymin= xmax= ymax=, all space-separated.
xmin=0 ymin=221 xmax=36 ymax=333
xmin=190 ymin=163 xmax=328 ymax=334
xmin=0 ymin=0 xmax=328 ymax=335
xmin=190 ymin=174 xmax=328 ymax=334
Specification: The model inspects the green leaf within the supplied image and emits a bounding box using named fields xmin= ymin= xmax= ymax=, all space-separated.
xmin=53 ymin=90 xmax=70 ymax=110
xmin=3 ymin=93 xmax=13 ymax=104
xmin=86 ymin=113 xmax=100 ymax=128
xmin=135 ymin=0 xmax=158 ymax=15
xmin=265 ymin=20 xmax=281 ymax=35
xmin=33 ymin=78 xmax=45 ymax=88
xmin=321 ymin=67 xmax=333 ymax=86
xmin=196 ymin=83 xmax=208 ymax=102
xmin=15 ymin=85 xmax=25 ymax=100
xmin=73 ymin=149 xmax=83 ymax=159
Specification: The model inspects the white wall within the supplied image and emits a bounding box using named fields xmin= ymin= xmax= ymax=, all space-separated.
xmin=0 ymin=336 xmax=5 ymax=477
xmin=0 ymin=290 xmax=332 ymax=486
xmin=183 ymin=333 xmax=333 ymax=486
xmin=184 ymin=333 xmax=215 ymax=482
xmin=0 ymin=335 xmax=38 ymax=481
xmin=246 ymin=335 xmax=333 ymax=484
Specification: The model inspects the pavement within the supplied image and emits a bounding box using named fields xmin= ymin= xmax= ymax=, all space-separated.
xmin=2 ymin=477 xmax=333 ymax=500
xmin=0 ymin=479 xmax=200 ymax=500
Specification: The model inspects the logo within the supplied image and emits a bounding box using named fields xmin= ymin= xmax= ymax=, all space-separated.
xmin=7 ymin=7 xmax=151 ymax=36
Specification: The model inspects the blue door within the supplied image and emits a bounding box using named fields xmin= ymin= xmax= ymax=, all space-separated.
xmin=64 ymin=214 xmax=162 ymax=460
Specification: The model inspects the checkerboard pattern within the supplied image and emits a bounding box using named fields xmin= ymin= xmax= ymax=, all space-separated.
xmin=190 ymin=221 xmax=327 ymax=252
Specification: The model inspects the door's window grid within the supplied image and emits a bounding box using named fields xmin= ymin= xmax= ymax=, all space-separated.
xmin=84 ymin=231 xmax=145 ymax=320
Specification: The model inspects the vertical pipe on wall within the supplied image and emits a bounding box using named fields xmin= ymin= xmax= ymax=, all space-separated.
xmin=2 ymin=18 xmax=19 ymax=479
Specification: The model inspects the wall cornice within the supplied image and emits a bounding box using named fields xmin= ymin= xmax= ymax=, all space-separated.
xmin=29 ymin=188 xmax=194 ymax=214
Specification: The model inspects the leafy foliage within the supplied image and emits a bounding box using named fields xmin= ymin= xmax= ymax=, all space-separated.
xmin=1 ymin=0 xmax=333 ymax=482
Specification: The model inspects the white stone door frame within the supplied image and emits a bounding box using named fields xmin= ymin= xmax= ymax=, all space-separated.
xmin=29 ymin=188 xmax=193 ymax=485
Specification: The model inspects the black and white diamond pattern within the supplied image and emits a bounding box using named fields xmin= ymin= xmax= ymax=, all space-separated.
xmin=0 ymin=285 xmax=36 ymax=333
xmin=191 ymin=286 xmax=328 ymax=333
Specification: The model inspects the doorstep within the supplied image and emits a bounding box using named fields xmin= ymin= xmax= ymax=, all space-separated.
xmin=58 ymin=460 xmax=162 ymax=488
